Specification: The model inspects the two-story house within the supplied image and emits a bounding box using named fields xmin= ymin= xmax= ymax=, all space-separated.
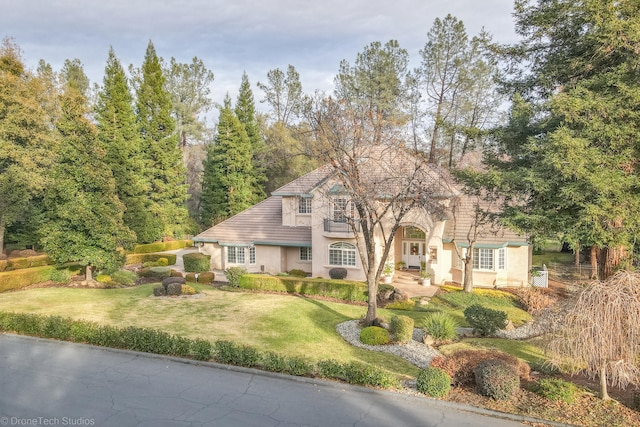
xmin=193 ymin=159 xmax=531 ymax=288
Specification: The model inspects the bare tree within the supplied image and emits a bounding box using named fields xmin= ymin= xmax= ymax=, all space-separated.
xmin=546 ymin=271 xmax=640 ymax=400
xmin=307 ymin=96 xmax=453 ymax=325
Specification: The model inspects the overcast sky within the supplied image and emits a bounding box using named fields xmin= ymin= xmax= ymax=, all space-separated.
xmin=2 ymin=0 xmax=519 ymax=116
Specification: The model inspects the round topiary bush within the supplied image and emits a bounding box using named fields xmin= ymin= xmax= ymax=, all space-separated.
xmin=416 ymin=367 xmax=452 ymax=398
xmin=474 ymin=359 xmax=520 ymax=400
xmin=389 ymin=315 xmax=414 ymax=343
xmin=329 ymin=267 xmax=348 ymax=280
xmin=170 ymin=269 xmax=183 ymax=278
xmin=185 ymin=273 xmax=197 ymax=283
xmin=359 ymin=326 xmax=390 ymax=345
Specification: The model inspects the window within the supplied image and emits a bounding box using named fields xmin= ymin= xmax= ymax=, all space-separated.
xmin=333 ymin=198 xmax=349 ymax=222
xmin=472 ymin=247 xmax=507 ymax=271
xmin=298 ymin=197 xmax=312 ymax=214
xmin=403 ymin=226 xmax=426 ymax=239
xmin=300 ymin=247 xmax=312 ymax=261
xmin=227 ymin=246 xmax=245 ymax=264
xmin=249 ymin=247 xmax=256 ymax=265
xmin=329 ymin=242 xmax=356 ymax=266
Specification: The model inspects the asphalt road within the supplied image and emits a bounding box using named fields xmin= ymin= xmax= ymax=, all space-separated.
xmin=0 ymin=334 xmax=529 ymax=427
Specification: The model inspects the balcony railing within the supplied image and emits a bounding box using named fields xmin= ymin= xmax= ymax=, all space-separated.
xmin=324 ymin=218 xmax=361 ymax=233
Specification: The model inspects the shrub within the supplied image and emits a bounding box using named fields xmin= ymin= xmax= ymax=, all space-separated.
xmin=170 ymin=270 xmax=183 ymax=278
xmin=422 ymin=312 xmax=458 ymax=342
xmin=166 ymin=282 xmax=182 ymax=296
xmin=359 ymin=326 xmax=390 ymax=345
xmin=342 ymin=361 xmax=399 ymax=388
xmin=185 ymin=273 xmax=197 ymax=283
xmin=153 ymin=285 xmax=166 ymax=296
xmin=95 ymin=274 xmax=112 ymax=283
xmin=156 ymin=257 xmax=169 ymax=266
xmin=198 ymin=271 xmax=215 ymax=284
xmin=329 ymin=267 xmax=347 ymax=280
xmin=181 ymin=284 xmax=196 ymax=295
xmin=126 ymin=253 xmax=177 ymax=266
xmin=0 ymin=266 xmax=57 ymax=293
xmin=50 ymin=268 xmax=72 ymax=284
xmin=111 ymin=270 xmax=137 ymax=286
xmin=416 ymin=367 xmax=451 ymax=398
xmin=225 ymin=267 xmax=247 ymax=287
xmin=316 ymin=359 xmax=346 ymax=379
xmin=149 ymin=266 xmax=171 ymax=278
xmin=214 ymin=340 xmax=260 ymax=367
xmin=262 ymin=353 xmax=313 ymax=376
xmin=389 ymin=315 xmax=414 ymax=343
xmin=475 ymin=359 xmax=520 ymax=400
xmin=239 ymin=274 xmax=368 ymax=302
xmin=463 ymin=304 xmax=508 ymax=336
xmin=511 ymin=287 xmax=557 ymax=314
xmin=183 ymin=253 xmax=211 ymax=272
xmin=531 ymin=378 xmax=579 ymax=403
xmin=190 ymin=338 xmax=212 ymax=361
xmin=430 ymin=349 xmax=530 ymax=387
xmin=131 ymin=240 xmax=193 ymax=254
xmin=384 ymin=300 xmax=415 ymax=311
xmin=288 ymin=269 xmax=307 ymax=278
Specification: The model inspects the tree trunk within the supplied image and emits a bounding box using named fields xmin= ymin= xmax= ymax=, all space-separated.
xmin=363 ymin=274 xmax=379 ymax=325
xmin=574 ymin=246 xmax=580 ymax=267
xmin=600 ymin=362 xmax=610 ymax=400
xmin=463 ymin=256 xmax=474 ymax=293
xmin=0 ymin=217 xmax=5 ymax=256
xmin=597 ymin=246 xmax=625 ymax=281
xmin=85 ymin=264 xmax=92 ymax=281
xmin=590 ymin=247 xmax=598 ymax=279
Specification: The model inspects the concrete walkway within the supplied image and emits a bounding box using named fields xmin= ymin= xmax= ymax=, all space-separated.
xmin=390 ymin=269 xmax=440 ymax=298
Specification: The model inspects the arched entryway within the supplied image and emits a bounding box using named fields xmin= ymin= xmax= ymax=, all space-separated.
xmin=400 ymin=225 xmax=427 ymax=270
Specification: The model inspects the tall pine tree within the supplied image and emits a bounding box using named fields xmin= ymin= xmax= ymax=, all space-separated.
xmin=235 ymin=72 xmax=266 ymax=201
xmin=200 ymin=96 xmax=260 ymax=226
xmin=96 ymin=48 xmax=159 ymax=243
xmin=41 ymin=84 xmax=134 ymax=279
xmin=134 ymin=41 xmax=188 ymax=239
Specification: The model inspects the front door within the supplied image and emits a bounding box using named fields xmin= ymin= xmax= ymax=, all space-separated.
xmin=403 ymin=241 xmax=425 ymax=269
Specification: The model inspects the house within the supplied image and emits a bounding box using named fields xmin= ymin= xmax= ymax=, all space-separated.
xmin=194 ymin=153 xmax=531 ymax=288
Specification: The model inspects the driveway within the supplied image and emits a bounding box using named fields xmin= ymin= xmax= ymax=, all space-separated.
xmin=0 ymin=334 xmax=531 ymax=427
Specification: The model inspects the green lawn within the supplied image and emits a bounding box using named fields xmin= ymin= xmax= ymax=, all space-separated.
xmin=0 ymin=284 xmax=425 ymax=377
xmin=0 ymin=282 xmax=538 ymax=378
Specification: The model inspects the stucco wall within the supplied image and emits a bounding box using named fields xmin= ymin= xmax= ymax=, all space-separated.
xmin=282 ymin=196 xmax=312 ymax=227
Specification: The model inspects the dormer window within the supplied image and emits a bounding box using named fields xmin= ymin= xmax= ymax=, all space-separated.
xmin=298 ymin=197 xmax=312 ymax=214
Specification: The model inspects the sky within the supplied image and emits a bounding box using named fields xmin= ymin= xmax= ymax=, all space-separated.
xmin=2 ymin=0 xmax=519 ymax=116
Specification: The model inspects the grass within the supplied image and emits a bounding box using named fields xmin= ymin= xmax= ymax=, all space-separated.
xmin=532 ymin=251 xmax=575 ymax=266
xmin=438 ymin=337 xmax=547 ymax=365
xmin=0 ymin=283 xmax=421 ymax=378
xmin=425 ymin=286 xmax=532 ymax=328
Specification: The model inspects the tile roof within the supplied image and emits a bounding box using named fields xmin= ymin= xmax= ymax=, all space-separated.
xmin=193 ymin=196 xmax=311 ymax=247
xmin=271 ymin=164 xmax=333 ymax=196
xmin=442 ymin=193 xmax=527 ymax=246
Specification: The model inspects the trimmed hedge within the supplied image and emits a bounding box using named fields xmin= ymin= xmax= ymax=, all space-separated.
xmin=238 ymin=274 xmax=369 ymax=302
xmin=0 ymin=254 xmax=53 ymax=272
xmin=475 ymin=359 xmax=520 ymax=400
xmin=125 ymin=253 xmax=177 ymax=266
xmin=130 ymin=240 xmax=193 ymax=254
xmin=183 ymin=253 xmax=211 ymax=273
xmin=416 ymin=367 xmax=452 ymax=398
xmin=360 ymin=326 xmax=390 ymax=345
xmin=0 ymin=311 xmax=401 ymax=391
xmin=0 ymin=266 xmax=57 ymax=293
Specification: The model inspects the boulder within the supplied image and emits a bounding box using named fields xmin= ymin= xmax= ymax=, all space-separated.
xmin=162 ymin=276 xmax=186 ymax=290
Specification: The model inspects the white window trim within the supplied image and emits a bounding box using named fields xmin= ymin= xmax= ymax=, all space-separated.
xmin=328 ymin=242 xmax=357 ymax=267
xmin=298 ymin=197 xmax=312 ymax=214
xmin=299 ymin=247 xmax=312 ymax=262
xmin=249 ymin=247 xmax=256 ymax=265
xmin=472 ymin=247 xmax=507 ymax=271
xmin=227 ymin=246 xmax=246 ymax=265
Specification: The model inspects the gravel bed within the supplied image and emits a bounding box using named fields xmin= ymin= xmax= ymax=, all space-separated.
xmin=336 ymin=320 xmax=440 ymax=369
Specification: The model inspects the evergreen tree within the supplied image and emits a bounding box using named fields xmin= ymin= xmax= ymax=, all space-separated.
xmin=96 ymin=47 xmax=159 ymax=243
xmin=200 ymin=96 xmax=259 ymax=226
xmin=0 ymin=39 xmax=54 ymax=252
xmin=235 ymin=72 xmax=266 ymax=200
xmin=485 ymin=0 xmax=640 ymax=278
xmin=41 ymin=84 xmax=134 ymax=279
xmin=134 ymin=41 xmax=188 ymax=238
